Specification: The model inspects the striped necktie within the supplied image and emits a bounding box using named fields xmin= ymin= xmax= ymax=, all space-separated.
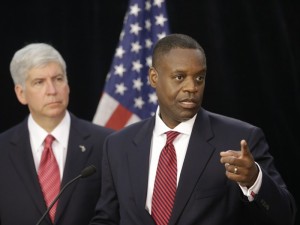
xmin=38 ymin=134 xmax=60 ymax=223
xmin=152 ymin=131 xmax=180 ymax=225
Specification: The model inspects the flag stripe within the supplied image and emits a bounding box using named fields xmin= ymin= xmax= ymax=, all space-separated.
xmin=93 ymin=93 xmax=119 ymax=126
xmin=125 ymin=114 xmax=141 ymax=127
xmin=105 ymin=104 xmax=133 ymax=130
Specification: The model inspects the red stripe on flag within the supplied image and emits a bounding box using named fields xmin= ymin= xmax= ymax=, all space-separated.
xmin=105 ymin=104 xmax=132 ymax=130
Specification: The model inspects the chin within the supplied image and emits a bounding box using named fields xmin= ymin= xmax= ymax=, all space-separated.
xmin=181 ymin=109 xmax=198 ymax=118
xmin=47 ymin=109 xmax=66 ymax=118
xmin=179 ymin=115 xmax=195 ymax=123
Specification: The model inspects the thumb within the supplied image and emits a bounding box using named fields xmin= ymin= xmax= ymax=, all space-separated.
xmin=240 ymin=139 xmax=250 ymax=157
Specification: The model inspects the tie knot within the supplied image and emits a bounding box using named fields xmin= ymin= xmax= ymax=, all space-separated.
xmin=166 ymin=131 xmax=180 ymax=145
xmin=44 ymin=135 xmax=55 ymax=149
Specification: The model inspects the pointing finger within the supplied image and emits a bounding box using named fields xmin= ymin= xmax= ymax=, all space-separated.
xmin=241 ymin=139 xmax=250 ymax=157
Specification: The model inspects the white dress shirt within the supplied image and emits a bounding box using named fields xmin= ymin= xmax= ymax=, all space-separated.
xmin=28 ymin=111 xmax=71 ymax=180
xmin=145 ymin=106 xmax=196 ymax=213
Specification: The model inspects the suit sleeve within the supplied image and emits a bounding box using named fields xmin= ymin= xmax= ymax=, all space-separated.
xmin=247 ymin=127 xmax=297 ymax=225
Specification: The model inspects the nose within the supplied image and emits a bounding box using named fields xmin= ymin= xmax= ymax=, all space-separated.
xmin=183 ymin=78 xmax=198 ymax=93
xmin=46 ymin=80 xmax=57 ymax=94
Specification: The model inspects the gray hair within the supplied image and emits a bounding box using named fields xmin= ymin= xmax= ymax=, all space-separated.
xmin=10 ymin=43 xmax=67 ymax=87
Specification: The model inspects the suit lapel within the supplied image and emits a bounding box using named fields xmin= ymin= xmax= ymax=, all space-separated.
xmin=8 ymin=119 xmax=48 ymax=218
xmin=127 ymin=118 xmax=157 ymax=223
xmin=55 ymin=115 xmax=92 ymax=222
xmin=170 ymin=109 xmax=215 ymax=225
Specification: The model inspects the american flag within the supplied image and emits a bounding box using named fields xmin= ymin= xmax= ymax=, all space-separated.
xmin=93 ymin=0 xmax=170 ymax=130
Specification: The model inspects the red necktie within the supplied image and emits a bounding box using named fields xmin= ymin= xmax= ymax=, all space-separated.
xmin=38 ymin=135 xmax=60 ymax=223
xmin=152 ymin=131 xmax=180 ymax=225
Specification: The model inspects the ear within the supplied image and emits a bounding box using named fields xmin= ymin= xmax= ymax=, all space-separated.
xmin=14 ymin=84 xmax=28 ymax=105
xmin=148 ymin=67 xmax=158 ymax=88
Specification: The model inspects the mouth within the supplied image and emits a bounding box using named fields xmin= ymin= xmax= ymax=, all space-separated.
xmin=46 ymin=101 xmax=61 ymax=107
xmin=179 ymin=98 xmax=198 ymax=109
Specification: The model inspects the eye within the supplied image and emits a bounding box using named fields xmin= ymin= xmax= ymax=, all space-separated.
xmin=175 ymin=74 xmax=184 ymax=80
xmin=196 ymin=75 xmax=205 ymax=82
xmin=55 ymin=75 xmax=65 ymax=82
xmin=33 ymin=79 xmax=43 ymax=86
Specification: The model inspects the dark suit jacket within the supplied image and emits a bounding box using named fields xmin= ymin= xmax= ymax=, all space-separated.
xmin=90 ymin=108 xmax=296 ymax=225
xmin=0 ymin=113 xmax=113 ymax=225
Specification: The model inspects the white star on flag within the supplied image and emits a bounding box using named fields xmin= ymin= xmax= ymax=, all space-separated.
xmin=93 ymin=0 xmax=170 ymax=130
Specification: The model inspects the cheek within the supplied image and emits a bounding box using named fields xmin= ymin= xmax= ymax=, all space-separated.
xmin=199 ymin=85 xmax=206 ymax=96
xmin=60 ymin=85 xmax=70 ymax=96
xmin=157 ymin=87 xmax=178 ymax=105
xmin=64 ymin=87 xmax=70 ymax=96
xmin=24 ymin=90 xmax=37 ymax=100
xmin=24 ymin=93 xmax=42 ymax=108
xmin=62 ymin=87 xmax=70 ymax=104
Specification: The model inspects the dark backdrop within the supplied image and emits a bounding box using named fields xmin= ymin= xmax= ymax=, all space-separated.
xmin=0 ymin=0 xmax=299 ymax=223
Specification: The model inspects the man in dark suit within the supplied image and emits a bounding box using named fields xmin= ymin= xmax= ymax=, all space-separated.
xmin=90 ymin=33 xmax=297 ymax=225
xmin=0 ymin=43 xmax=113 ymax=225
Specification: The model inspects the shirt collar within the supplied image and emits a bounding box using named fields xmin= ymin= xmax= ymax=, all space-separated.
xmin=28 ymin=111 xmax=71 ymax=152
xmin=153 ymin=106 xmax=197 ymax=137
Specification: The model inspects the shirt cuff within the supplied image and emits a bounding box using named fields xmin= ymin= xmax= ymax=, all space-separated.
xmin=239 ymin=162 xmax=262 ymax=201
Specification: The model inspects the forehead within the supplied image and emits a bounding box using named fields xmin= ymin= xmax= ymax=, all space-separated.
xmin=27 ymin=62 xmax=64 ymax=77
xmin=33 ymin=61 xmax=62 ymax=70
xmin=159 ymin=48 xmax=206 ymax=71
